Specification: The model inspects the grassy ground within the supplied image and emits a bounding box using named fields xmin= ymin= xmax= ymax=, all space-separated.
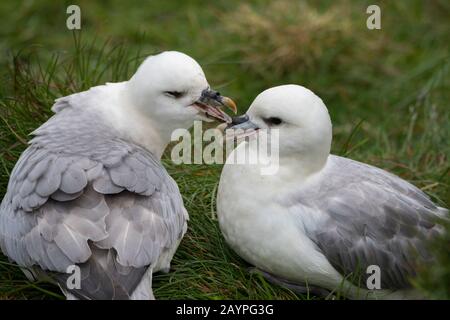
xmin=0 ymin=0 xmax=449 ymax=299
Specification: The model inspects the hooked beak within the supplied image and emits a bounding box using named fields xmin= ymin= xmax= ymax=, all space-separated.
xmin=223 ymin=114 xmax=260 ymax=140
xmin=193 ymin=88 xmax=237 ymax=123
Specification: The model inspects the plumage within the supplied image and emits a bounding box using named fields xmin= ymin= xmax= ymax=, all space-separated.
xmin=291 ymin=155 xmax=442 ymax=289
xmin=1 ymin=51 xmax=235 ymax=299
xmin=1 ymin=121 xmax=187 ymax=295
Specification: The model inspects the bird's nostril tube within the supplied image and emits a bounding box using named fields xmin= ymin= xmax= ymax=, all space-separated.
xmin=231 ymin=114 xmax=249 ymax=124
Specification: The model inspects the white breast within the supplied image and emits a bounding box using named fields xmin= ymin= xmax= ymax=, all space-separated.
xmin=216 ymin=143 xmax=342 ymax=289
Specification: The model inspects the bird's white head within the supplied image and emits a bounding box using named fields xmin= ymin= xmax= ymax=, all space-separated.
xmin=127 ymin=51 xmax=236 ymax=134
xmin=227 ymin=85 xmax=332 ymax=174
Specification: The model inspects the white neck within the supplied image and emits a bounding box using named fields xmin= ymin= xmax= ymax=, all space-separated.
xmin=93 ymin=82 xmax=171 ymax=159
xmin=229 ymin=142 xmax=329 ymax=191
xmin=278 ymin=153 xmax=328 ymax=181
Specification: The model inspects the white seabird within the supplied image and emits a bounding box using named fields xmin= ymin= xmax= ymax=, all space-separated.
xmin=0 ymin=51 xmax=236 ymax=300
xmin=217 ymin=85 xmax=447 ymax=299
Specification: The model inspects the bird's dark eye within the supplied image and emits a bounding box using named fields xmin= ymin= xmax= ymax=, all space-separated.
xmin=264 ymin=117 xmax=282 ymax=126
xmin=165 ymin=91 xmax=184 ymax=98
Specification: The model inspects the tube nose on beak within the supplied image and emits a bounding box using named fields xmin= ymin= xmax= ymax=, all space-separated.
xmin=200 ymin=89 xmax=237 ymax=114
xmin=226 ymin=114 xmax=259 ymax=130
xmin=205 ymin=89 xmax=221 ymax=100
xmin=231 ymin=114 xmax=249 ymax=125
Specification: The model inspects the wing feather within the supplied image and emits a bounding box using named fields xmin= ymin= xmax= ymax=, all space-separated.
xmin=288 ymin=155 xmax=446 ymax=289
xmin=0 ymin=102 xmax=187 ymax=298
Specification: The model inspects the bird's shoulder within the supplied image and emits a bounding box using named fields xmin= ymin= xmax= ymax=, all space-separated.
xmin=303 ymin=155 xmax=437 ymax=208
xmin=4 ymin=136 xmax=173 ymax=214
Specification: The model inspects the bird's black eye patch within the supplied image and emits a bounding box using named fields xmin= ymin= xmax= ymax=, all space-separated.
xmin=165 ymin=91 xmax=184 ymax=98
xmin=264 ymin=117 xmax=282 ymax=126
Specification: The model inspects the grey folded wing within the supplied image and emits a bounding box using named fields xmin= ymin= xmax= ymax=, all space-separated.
xmin=291 ymin=155 xmax=447 ymax=289
xmin=0 ymin=139 xmax=187 ymax=299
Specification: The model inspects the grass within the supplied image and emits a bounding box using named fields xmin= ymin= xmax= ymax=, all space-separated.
xmin=0 ymin=0 xmax=449 ymax=299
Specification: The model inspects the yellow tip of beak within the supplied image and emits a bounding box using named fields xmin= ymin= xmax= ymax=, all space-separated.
xmin=222 ymin=97 xmax=237 ymax=114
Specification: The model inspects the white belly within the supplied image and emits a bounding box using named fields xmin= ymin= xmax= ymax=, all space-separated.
xmin=217 ymin=157 xmax=342 ymax=289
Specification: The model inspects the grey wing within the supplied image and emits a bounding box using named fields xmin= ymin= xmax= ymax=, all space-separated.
xmin=0 ymin=136 xmax=187 ymax=299
xmin=297 ymin=155 xmax=447 ymax=289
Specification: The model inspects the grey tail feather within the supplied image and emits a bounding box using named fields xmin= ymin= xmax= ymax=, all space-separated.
xmin=52 ymin=245 xmax=147 ymax=300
